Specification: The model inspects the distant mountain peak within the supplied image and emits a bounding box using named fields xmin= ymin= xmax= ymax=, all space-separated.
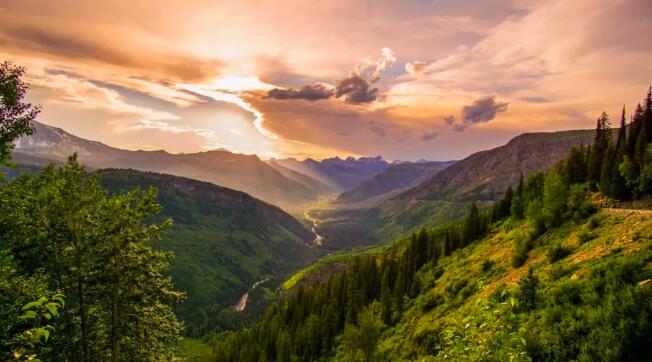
xmin=14 ymin=121 xmax=318 ymax=207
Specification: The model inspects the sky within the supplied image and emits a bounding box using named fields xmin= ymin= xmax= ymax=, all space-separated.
xmin=1 ymin=0 xmax=651 ymax=161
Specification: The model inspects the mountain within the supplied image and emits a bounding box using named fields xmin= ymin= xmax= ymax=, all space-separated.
xmin=266 ymin=160 xmax=336 ymax=195
xmin=337 ymin=160 xmax=456 ymax=204
xmin=400 ymin=130 xmax=595 ymax=202
xmin=96 ymin=168 xmax=317 ymax=334
xmin=317 ymin=130 xmax=596 ymax=247
xmin=14 ymin=122 xmax=318 ymax=207
xmin=275 ymin=156 xmax=390 ymax=191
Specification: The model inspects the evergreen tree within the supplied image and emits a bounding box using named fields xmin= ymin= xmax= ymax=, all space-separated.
xmin=461 ymin=203 xmax=480 ymax=246
xmin=644 ymin=86 xmax=652 ymax=141
xmin=517 ymin=267 xmax=539 ymax=312
xmin=588 ymin=112 xmax=611 ymax=188
xmin=564 ymin=145 xmax=588 ymax=185
xmin=511 ymin=173 xmax=525 ymax=219
xmin=599 ymin=144 xmax=617 ymax=198
xmin=616 ymin=106 xmax=627 ymax=151
xmin=542 ymin=170 xmax=567 ymax=227
xmin=627 ymin=103 xmax=644 ymax=158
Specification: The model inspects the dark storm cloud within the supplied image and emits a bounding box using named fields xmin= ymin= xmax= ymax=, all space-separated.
xmin=453 ymin=95 xmax=508 ymax=131
xmin=266 ymin=84 xmax=334 ymax=101
xmin=335 ymin=75 xmax=378 ymax=104
xmin=266 ymin=74 xmax=379 ymax=104
xmin=420 ymin=131 xmax=438 ymax=141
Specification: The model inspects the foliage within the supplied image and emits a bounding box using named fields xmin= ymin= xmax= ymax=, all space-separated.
xmin=206 ymin=87 xmax=652 ymax=361
xmin=97 ymin=168 xmax=315 ymax=335
xmin=2 ymin=295 xmax=64 ymax=361
xmin=0 ymin=61 xmax=39 ymax=169
xmin=0 ymin=157 xmax=183 ymax=361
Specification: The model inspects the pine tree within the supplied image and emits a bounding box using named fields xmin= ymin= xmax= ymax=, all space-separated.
xmin=599 ymin=144 xmax=617 ymax=198
xmin=616 ymin=106 xmax=627 ymax=151
xmin=588 ymin=113 xmax=611 ymax=188
xmin=628 ymin=103 xmax=643 ymax=158
xmin=644 ymin=86 xmax=652 ymax=141
xmin=461 ymin=203 xmax=480 ymax=245
xmin=511 ymin=173 xmax=525 ymax=219
xmin=518 ymin=267 xmax=539 ymax=312
xmin=613 ymin=111 xmax=630 ymax=200
xmin=542 ymin=170 xmax=567 ymax=227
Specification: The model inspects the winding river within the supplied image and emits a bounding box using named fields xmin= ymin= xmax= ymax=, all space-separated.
xmin=235 ymin=211 xmax=324 ymax=312
xmin=235 ymin=279 xmax=269 ymax=312
xmin=304 ymin=211 xmax=324 ymax=246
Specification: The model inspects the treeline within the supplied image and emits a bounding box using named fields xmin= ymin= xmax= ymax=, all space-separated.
xmin=210 ymin=88 xmax=652 ymax=361
xmin=0 ymin=63 xmax=183 ymax=360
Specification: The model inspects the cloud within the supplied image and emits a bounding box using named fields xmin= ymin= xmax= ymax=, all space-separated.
xmin=262 ymin=47 xmax=394 ymax=104
xmin=370 ymin=125 xmax=386 ymax=137
xmin=405 ymin=61 xmax=427 ymax=75
xmin=266 ymin=83 xmax=334 ymax=101
xmin=0 ymin=18 xmax=224 ymax=82
xmin=335 ymin=75 xmax=378 ymax=104
xmin=352 ymin=47 xmax=397 ymax=82
xmin=452 ymin=95 xmax=508 ymax=131
xmin=521 ymin=96 xmax=551 ymax=103
xmin=443 ymin=115 xmax=456 ymax=125
xmin=420 ymin=131 xmax=438 ymax=141
xmin=374 ymin=47 xmax=397 ymax=79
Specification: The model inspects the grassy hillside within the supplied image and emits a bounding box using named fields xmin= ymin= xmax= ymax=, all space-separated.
xmin=373 ymin=208 xmax=651 ymax=360
xmin=210 ymin=208 xmax=652 ymax=361
xmin=97 ymin=169 xmax=318 ymax=335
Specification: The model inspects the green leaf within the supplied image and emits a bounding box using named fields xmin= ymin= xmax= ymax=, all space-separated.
xmin=19 ymin=310 xmax=37 ymax=320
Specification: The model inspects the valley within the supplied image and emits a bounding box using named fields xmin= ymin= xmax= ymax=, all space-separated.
xmin=2 ymin=5 xmax=652 ymax=361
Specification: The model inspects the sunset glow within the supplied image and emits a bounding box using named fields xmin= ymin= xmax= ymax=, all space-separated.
xmin=1 ymin=0 xmax=651 ymax=160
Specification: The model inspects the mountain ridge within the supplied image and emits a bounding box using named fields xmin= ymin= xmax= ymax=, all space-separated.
xmin=337 ymin=160 xmax=456 ymax=204
xmin=14 ymin=122 xmax=318 ymax=207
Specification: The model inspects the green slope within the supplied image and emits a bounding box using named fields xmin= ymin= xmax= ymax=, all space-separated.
xmin=97 ymin=169 xmax=317 ymax=334
xmin=210 ymin=208 xmax=652 ymax=361
xmin=373 ymin=209 xmax=652 ymax=360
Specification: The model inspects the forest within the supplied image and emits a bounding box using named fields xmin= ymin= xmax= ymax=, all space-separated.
xmin=1 ymin=60 xmax=652 ymax=362
xmin=207 ymin=89 xmax=652 ymax=361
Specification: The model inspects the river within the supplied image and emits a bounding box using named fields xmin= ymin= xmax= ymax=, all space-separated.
xmin=235 ymin=279 xmax=269 ymax=312
xmin=304 ymin=211 xmax=324 ymax=246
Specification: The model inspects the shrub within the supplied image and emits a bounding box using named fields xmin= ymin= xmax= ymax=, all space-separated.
xmin=490 ymin=284 xmax=510 ymax=302
xmin=577 ymin=229 xmax=596 ymax=244
xmin=421 ymin=293 xmax=443 ymax=313
xmin=480 ymin=259 xmax=495 ymax=273
xmin=547 ymin=244 xmax=570 ymax=263
xmin=511 ymin=251 xmax=528 ymax=268
xmin=548 ymin=264 xmax=568 ymax=281
xmin=446 ymin=278 xmax=468 ymax=298
xmin=458 ymin=282 xmax=477 ymax=301
xmin=511 ymin=233 xmax=531 ymax=268
xmin=587 ymin=215 xmax=601 ymax=230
